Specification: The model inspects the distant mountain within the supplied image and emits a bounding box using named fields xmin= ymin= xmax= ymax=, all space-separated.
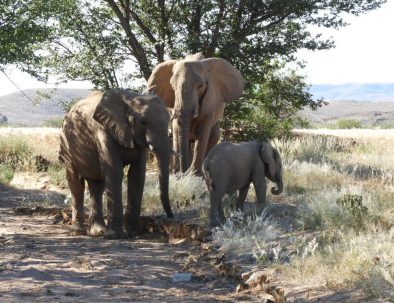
xmin=301 ymin=100 xmax=394 ymax=126
xmin=310 ymin=83 xmax=394 ymax=102
xmin=0 ymin=88 xmax=91 ymax=126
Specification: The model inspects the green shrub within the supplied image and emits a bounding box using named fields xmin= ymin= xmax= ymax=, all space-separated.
xmin=42 ymin=117 xmax=63 ymax=127
xmin=0 ymin=135 xmax=34 ymax=184
xmin=335 ymin=118 xmax=363 ymax=129
xmin=336 ymin=194 xmax=368 ymax=231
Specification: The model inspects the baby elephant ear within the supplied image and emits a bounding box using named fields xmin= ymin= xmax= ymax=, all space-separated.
xmin=260 ymin=142 xmax=276 ymax=178
xmin=93 ymin=90 xmax=134 ymax=148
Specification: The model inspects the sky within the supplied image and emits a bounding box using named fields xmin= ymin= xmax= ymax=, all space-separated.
xmin=297 ymin=0 xmax=394 ymax=84
xmin=0 ymin=1 xmax=393 ymax=97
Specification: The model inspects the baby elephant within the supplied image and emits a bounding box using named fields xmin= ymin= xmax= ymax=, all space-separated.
xmin=202 ymin=141 xmax=283 ymax=226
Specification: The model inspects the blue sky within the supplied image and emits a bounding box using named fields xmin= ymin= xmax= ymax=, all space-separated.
xmin=0 ymin=1 xmax=393 ymax=96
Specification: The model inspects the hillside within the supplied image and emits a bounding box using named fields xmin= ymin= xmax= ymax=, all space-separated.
xmin=1 ymin=84 xmax=394 ymax=127
xmin=0 ymin=88 xmax=91 ymax=126
xmin=301 ymin=100 xmax=394 ymax=126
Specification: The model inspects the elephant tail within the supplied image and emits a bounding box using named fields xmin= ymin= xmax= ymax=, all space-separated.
xmin=202 ymin=161 xmax=215 ymax=191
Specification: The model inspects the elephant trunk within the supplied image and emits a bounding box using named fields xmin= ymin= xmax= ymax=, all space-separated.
xmin=177 ymin=117 xmax=191 ymax=173
xmin=152 ymin=138 xmax=174 ymax=218
xmin=271 ymin=172 xmax=283 ymax=195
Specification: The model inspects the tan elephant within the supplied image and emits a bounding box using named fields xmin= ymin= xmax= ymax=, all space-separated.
xmin=147 ymin=53 xmax=245 ymax=175
xmin=59 ymin=89 xmax=173 ymax=239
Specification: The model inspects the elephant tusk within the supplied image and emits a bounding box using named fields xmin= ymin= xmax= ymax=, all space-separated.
xmin=149 ymin=144 xmax=154 ymax=151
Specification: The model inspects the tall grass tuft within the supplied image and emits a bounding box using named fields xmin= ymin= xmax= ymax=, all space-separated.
xmin=0 ymin=135 xmax=33 ymax=183
xmin=141 ymin=172 xmax=208 ymax=215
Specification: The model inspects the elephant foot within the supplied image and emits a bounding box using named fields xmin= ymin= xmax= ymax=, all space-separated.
xmin=218 ymin=214 xmax=226 ymax=224
xmin=256 ymin=204 xmax=268 ymax=216
xmin=124 ymin=222 xmax=140 ymax=238
xmin=103 ymin=228 xmax=127 ymax=240
xmin=69 ymin=223 xmax=87 ymax=236
xmin=165 ymin=210 xmax=174 ymax=219
xmin=88 ymin=222 xmax=107 ymax=237
xmin=209 ymin=217 xmax=223 ymax=227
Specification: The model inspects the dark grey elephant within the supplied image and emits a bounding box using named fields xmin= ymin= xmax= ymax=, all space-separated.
xmin=202 ymin=141 xmax=283 ymax=226
xmin=59 ymin=89 xmax=173 ymax=239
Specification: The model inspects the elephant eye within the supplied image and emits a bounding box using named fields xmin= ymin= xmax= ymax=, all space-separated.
xmin=140 ymin=119 xmax=147 ymax=126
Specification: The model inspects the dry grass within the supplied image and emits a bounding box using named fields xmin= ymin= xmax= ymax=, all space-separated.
xmin=2 ymin=128 xmax=394 ymax=300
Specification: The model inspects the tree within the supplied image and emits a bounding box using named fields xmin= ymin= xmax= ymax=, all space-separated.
xmin=17 ymin=0 xmax=385 ymax=86
xmin=1 ymin=0 xmax=386 ymax=137
xmin=0 ymin=0 xmax=64 ymax=79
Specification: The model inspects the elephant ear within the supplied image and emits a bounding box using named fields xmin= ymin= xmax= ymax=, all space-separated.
xmin=201 ymin=58 xmax=245 ymax=116
xmin=260 ymin=142 xmax=276 ymax=178
xmin=146 ymin=60 xmax=177 ymax=108
xmin=93 ymin=90 xmax=134 ymax=148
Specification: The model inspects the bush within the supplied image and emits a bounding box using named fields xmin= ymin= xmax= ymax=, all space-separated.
xmin=221 ymin=68 xmax=326 ymax=142
xmin=42 ymin=117 xmax=63 ymax=127
xmin=0 ymin=135 xmax=33 ymax=183
xmin=335 ymin=118 xmax=363 ymax=129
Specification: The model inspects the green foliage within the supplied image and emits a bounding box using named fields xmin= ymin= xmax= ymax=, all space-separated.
xmin=0 ymin=135 xmax=33 ymax=184
xmin=221 ymin=68 xmax=326 ymax=141
xmin=47 ymin=163 xmax=66 ymax=188
xmin=58 ymin=97 xmax=81 ymax=113
xmin=336 ymin=194 xmax=368 ymax=231
xmin=335 ymin=118 xmax=363 ymax=129
xmin=0 ymin=0 xmax=68 ymax=78
xmin=2 ymin=0 xmax=384 ymax=137
xmin=2 ymin=0 xmax=385 ymax=86
xmin=42 ymin=118 xmax=63 ymax=128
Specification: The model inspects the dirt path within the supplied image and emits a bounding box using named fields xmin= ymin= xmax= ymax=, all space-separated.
xmin=0 ymin=207 xmax=237 ymax=302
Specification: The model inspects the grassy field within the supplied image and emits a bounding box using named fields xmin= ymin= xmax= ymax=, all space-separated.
xmin=1 ymin=128 xmax=393 ymax=301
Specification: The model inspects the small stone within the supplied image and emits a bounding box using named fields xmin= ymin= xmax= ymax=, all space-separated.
xmin=172 ymin=272 xmax=192 ymax=283
xmin=171 ymin=238 xmax=187 ymax=245
xmin=201 ymin=243 xmax=211 ymax=250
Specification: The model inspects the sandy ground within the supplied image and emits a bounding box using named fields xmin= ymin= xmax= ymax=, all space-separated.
xmin=0 ymin=183 xmax=239 ymax=303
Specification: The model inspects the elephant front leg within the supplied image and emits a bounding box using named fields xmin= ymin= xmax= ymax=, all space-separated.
xmin=253 ymin=174 xmax=268 ymax=215
xmin=103 ymin=164 xmax=127 ymax=240
xmin=190 ymin=121 xmax=213 ymax=175
xmin=66 ymin=166 xmax=86 ymax=236
xmin=171 ymin=119 xmax=180 ymax=172
xmin=86 ymin=179 xmax=107 ymax=237
xmin=205 ymin=122 xmax=220 ymax=157
xmin=124 ymin=153 xmax=146 ymax=237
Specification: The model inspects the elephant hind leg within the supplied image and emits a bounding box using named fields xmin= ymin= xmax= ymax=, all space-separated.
xmin=86 ymin=179 xmax=107 ymax=237
xmin=66 ymin=166 xmax=86 ymax=235
xmin=209 ymin=186 xmax=226 ymax=226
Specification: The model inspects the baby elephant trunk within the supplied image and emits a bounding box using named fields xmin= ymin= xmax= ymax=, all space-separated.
xmin=270 ymin=175 xmax=283 ymax=195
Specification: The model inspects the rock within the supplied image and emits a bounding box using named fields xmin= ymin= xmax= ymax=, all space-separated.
xmin=236 ymin=282 xmax=249 ymax=293
xmin=241 ymin=271 xmax=252 ymax=281
xmin=245 ymin=271 xmax=268 ymax=287
xmin=172 ymin=272 xmax=192 ymax=283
